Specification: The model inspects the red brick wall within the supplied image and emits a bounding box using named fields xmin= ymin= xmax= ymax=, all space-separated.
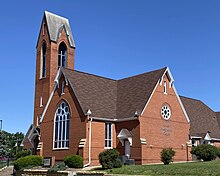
xmin=33 ymin=17 xmax=75 ymax=126
xmin=115 ymin=120 xmax=142 ymax=164
xmin=214 ymin=142 xmax=220 ymax=147
xmin=83 ymin=121 xmax=116 ymax=166
xmin=33 ymin=18 xmax=51 ymax=126
xmin=40 ymin=75 xmax=86 ymax=161
xmin=23 ymin=138 xmax=33 ymax=151
xmin=140 ymin=74 xmax=191 ymax=164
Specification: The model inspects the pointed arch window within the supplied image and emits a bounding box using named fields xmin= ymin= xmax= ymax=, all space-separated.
xmin=54 ymin=101 xmax=70 ymax=149
xmin=58 ymin=42 xmax=67 ymax=69
xmin=40 ymin=42 xmax=46 ymax=78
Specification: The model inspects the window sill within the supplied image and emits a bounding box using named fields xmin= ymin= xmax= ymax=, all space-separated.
xmin=164 ymin=92 xmax=167 ymax=95
xmin=104 ymin=147 xmax=113 ymax=149
xmin=52 ymin=148 xmax=69 ymax=151
xmin=39 ymin=77 xmax=46 ymax=80
xmin=61 ymin=93 xmax=65 ymax=96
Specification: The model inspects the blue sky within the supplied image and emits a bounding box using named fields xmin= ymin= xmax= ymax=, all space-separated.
xmin=0 ymin=0 xmax=220 ymax=133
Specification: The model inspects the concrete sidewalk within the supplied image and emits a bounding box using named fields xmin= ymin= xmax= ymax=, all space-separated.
xmin=0 ymin=166 xmax=13 ymax=176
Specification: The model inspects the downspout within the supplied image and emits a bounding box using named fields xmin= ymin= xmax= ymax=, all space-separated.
xmin=84 ymin=116 xmax=92 ymax=167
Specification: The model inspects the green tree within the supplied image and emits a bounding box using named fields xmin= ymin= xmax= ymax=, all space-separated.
xmin=0 ymin=130 xmax=24 ymax=159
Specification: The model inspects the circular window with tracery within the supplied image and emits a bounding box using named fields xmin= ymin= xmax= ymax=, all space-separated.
xmin=161 ymin=105 xmax=171 ymax=120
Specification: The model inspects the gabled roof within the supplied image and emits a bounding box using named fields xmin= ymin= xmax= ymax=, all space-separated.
xmin=180 ymin=96 xmax=220 ymax=139
xmin=62 ymin=68 xmax=117 ymax=119
xmin=40 ymin=66 xmax=191 ymax=124
xmin=216 ymin=112 xmax=220 ymax=129
xmin=62 ymin=67 xmax=166 ymax=119
xmin=116 ymin=67 xmax=166 ymax=118
xmin=43 ymin=11 xmax=75 ymax=48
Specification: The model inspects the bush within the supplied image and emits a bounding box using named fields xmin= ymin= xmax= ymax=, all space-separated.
xmin=161 ymin=148 xmax=175 ymax=165
xmin=217 ymin=148 xmax=220 ymax=158
xmin=191 ymin=144 xmax=219 ymax=161
xmin=99 ymin=149 xmax=122 ymax=169
xmin=64 ymin=155 xmax=83 ymax=168
xmin=16 ymin=150 xmax=31 ymax=159
xmin=48 ymin=162 xmax=66 ymax=173
xmin=114 ymin=158 xmax=123 ymax=168
xmin=14 ymin=155 xmax=43 ymax=170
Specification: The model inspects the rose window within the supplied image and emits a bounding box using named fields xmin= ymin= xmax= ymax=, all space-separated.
xmin=161 ymin=105 xmax=171 ymax=120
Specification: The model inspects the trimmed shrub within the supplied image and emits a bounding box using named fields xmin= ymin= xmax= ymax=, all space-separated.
xmin=99 ymin=149 xmax=122 ymax=169
xmin=114 ymin=158 xmax=123 ymax=168
xmin=64 ymin=155 xmax=83 ymax=168
xmin=161 ymin=148 xmax=175 ymax=165
xmin=16 ymin=150 xmax=31 ymax=159
xmin=191 ymin=144 xmax=219 ymax=161
xmin=14 ymin=155 xmax=43 ymax=170
xmin=48 ymin=162 xmax=66 ymax=173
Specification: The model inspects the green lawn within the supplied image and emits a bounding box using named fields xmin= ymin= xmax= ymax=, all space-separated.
xmin=105 ymin=161 xmax=220 ymax=176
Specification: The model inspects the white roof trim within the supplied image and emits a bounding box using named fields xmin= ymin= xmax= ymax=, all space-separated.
xmin=190 ymin=136 xmax=202 ymax=139
xmin=173 ymin=84 xmax=190 ymax=123
xmin=164 ymin=67 xmax=174 ymax=83
xmin=21 ymin=124 xmax=34 ymax=146
xmin=141 ymin=80 xmax=160 ymax=116
xmin=90 ymin=116 xmax=138 ymax=122
xmin=210 ymin=137 xmax=220 ymax=141
xmin=21 ymin=124 xmax=40 ymax=147
xmin=141 ymin=67 xmax=190 ymax=123
xmin=39 ymin=69 xmax=61 ymax=123
xmin=141 ymin=67 xmax=171 ymax=116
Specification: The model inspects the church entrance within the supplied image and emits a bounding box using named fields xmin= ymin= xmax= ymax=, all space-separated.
xmin=117 ymin=128 xmax=133 ymax=164
xmin=32 ymin=135 xmax=40 ymax=155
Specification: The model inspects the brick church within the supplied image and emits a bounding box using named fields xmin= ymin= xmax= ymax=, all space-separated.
xmin=22 ymin=11 xmax=220 ymax=166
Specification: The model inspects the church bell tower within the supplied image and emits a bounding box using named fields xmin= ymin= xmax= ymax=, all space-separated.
xmin=33 ymin=11 xmax=75 ymax=126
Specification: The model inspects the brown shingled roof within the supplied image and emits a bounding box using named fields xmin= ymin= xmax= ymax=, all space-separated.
xmin=62 ymin=68 xmax=117 ymax=119
xmin=216 ymin=112 xmax=220 ymax=129
xmin=180 ymin=96 xmax=220 ymax=139
xmin=117 ymin=67 xmax=166 ymax=118
xmin=62 ymin=67 xmax=166 ymax=119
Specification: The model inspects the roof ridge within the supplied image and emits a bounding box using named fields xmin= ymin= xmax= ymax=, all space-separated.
xmin=181 ymin=95 xmax=216 ymax=114
xmin=180 ymin=95 xmax=201 ymax=102
xmin=63 ymin=67 xmax=167 ymax=82
xmin=63 ymin=68 xmax=117 ymax=81
xmin=118 ymin=67 xmax=167 ymax=81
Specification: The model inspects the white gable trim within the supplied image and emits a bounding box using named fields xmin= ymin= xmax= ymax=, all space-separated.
xmin=173 ymin=85 xmax=190 ymax=123
xmin=141 ymin=67 xmax=190 ymax=123
xmin=141 ymin=80 xmax=160 ymax=116
xmin=39 ymin=69 xmax=61 ymax=123
xmin=164 ymin=67 xmax=174 ymax=83
xmin=39 ymin=68 xmax=85 ymax=123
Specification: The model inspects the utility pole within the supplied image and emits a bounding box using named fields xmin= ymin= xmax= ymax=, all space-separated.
xmin=0 ymin=120 xmax=2 ymax=131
